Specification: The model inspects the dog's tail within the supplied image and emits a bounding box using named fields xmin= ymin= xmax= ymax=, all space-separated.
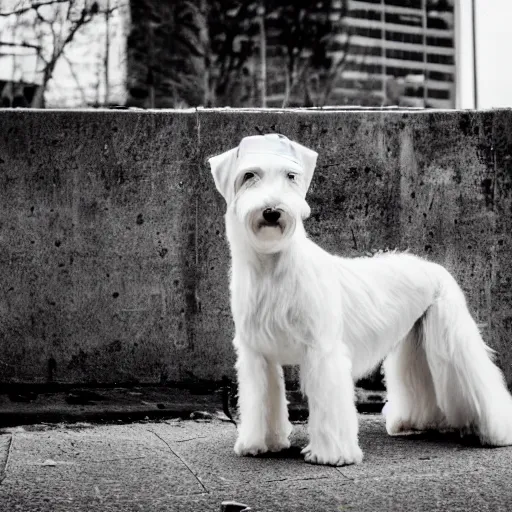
xmin=421 ymin=267 xmax=512 ymax=446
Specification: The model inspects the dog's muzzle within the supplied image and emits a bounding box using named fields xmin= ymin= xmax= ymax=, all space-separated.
xmin=251 ymin=207 xmax=290 ymax=234
xmin=245 ymin=205 xmax=296 ymax=253
xmin=259 ymin=208 xmax=283 ymax=229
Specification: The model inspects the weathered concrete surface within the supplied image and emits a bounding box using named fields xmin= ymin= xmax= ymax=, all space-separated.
xmin=0 ymin=109 xmax=511 ymax=385
xmin=1 ymin=415 xmax=512 ymax=511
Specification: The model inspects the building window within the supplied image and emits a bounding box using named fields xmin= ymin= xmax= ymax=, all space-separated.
xmin=386 ymin=49 xmax=424 ymax=62
xmin=349 ymin=9 xmax=381 ymax=21
xmin=352 ymin=26 xmax=382 ymax=39
xmin=404 ymin=86 xmax=424 ymax=98
xmin=428 ymin=88 xmax=451 ymax=99
xmin=386 ymin=31 xmax=423 ymax=45
xmin=426 ymin=36 xmax=453 ymax=48
xmin=386 ymin=65 xmax=423 ymax=77
xmin=427 ymin=16 xmax=450 ymax=30
xmin=345 ymin=62 xmax=383 ymax=74
xmin=349 ymin=45 xmax=383 ymax=56
xmin=386 ymin=0 xmax=423 ymax=8
xmin=427 ymin=70 xmax=454 ymax=81
xmin=427 ymin=53 xmax=454 ymax=65
xmin=385 ymin=13 xmax=423 ymax=26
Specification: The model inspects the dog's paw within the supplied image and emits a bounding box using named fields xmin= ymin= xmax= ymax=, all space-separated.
xmin=384 ymin=402 xmax=411 ymax=435
xmin=265 ymin=422 xmax=293 ymax=452
xmin=234 ymin=436 xmax=269 ymax=456
xmin=301 ymin=442 xmax=363 ymax=467
xmin=266 ymin=435 xmax=291 ymax=453
xmin=482 ymin=429 xmax=512 ymax=447
xmin=386 ymin=417 xmax=413 ymax=436
xmin=479 ymin=407 xmax=512 ymax=446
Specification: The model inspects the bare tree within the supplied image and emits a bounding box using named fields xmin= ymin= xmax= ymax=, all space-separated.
xmin=62 ymin=51 xmax=88 ymax=104
xmin=206 ymin=0 xmax=361 ymax=108
xmin=0 ymin=0 xmax=111 ymax=107
xmin=103 ymin=0 xmax=110 ymax=105
xmin=206 ymin=0 xmax=259 ymax=107
xmin=266 ymin=0 xmax=352 ymax=107
xmin=125 ymin=0 xmax=207 ymax=108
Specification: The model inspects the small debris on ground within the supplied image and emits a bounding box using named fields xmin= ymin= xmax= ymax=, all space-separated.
xmin=221 ymin=500 xmax=252 ymax=511
xmin=190 ymin=411 xmax=213 ymax=421
xmin=214 ymin=410 xmax=238 ymax=424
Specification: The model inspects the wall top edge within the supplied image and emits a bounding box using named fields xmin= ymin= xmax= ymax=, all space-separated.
xmin=0 ymin=107 xmax=510 ymax=115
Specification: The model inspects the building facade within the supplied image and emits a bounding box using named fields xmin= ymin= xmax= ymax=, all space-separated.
xmin=0 ymin=0 xmax=457 ymax=109
xmin=333 ymin=0 xmax=456 ymax=108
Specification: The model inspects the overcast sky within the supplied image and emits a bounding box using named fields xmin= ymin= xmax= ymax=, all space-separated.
xmin=473 ymin=0 xmax=512 ymax=108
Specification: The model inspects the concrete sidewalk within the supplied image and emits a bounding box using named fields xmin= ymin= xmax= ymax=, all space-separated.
xmin=1 ymin=415 xmax=511 ymax=512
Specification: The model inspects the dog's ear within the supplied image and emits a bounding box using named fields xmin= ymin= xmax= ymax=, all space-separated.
xmin=208 ymin=147 xmax=238 ymax=203
xmin=289 ymin=141 xmax=318 ymax=192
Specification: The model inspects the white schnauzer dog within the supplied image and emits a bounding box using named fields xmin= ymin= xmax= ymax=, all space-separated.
xmin=209 ymin=133 xmax=512 ymax=466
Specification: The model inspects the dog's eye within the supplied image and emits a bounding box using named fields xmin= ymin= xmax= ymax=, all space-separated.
xmin=243 ymin=172 xmax=255 ymax=183
xmin=287 ymin=173 xmax=296 ymax=181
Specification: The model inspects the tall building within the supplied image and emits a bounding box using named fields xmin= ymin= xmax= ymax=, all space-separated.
xmin=331 ymin=0 xmax=456 ymax=108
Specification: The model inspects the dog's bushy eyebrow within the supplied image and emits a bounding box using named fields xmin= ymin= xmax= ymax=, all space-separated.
xmin=237 ymin=166 xmax=263 ymax=174
xmin=282 ymin=167 xmax=302 ymax=175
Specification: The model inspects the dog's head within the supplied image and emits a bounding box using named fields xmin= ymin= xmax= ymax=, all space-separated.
xmin=209 ymin=134 xmax=318 ymax=254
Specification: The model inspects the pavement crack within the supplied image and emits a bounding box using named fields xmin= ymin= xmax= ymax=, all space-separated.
xmin=336 ymin=468 xmax=355 ymax=481
xmin=293 ymin=475 xmax=332 ymax=482
xmin=148 ymin=429 xmax=209 ymax=494
xmin=89 ymin=456 xmax=147 ymax=463
xmin=265 ymin=475 xmax=331 ymax=483
xmin=175 ymin=436 xmax=207 ymax=443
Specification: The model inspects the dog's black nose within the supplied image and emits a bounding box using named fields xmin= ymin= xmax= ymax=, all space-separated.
xmin=262 ymin=208 xmax=281 ymax=224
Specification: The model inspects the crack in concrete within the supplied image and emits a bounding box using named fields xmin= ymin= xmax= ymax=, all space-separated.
xmin=166 ymin=491 xmax=210 ymax=499
xmin=88 ymin=456 xmax=147 ymax=463
xmin=0 ymin=434 xmax=13 ymax=484
xmin=175 ymin=436 xmax=207 ymax=443
xmin=196 ymin=107 xmax=201 ymax=148
xmin=148 ymin=429 xmax=209 ymax=494
xmin=336 ymin=468 xmax=355 ymax=481
xmin=264 ymin=475 xmax=332 ymax=483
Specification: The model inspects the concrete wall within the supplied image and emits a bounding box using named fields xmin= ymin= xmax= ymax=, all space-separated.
xmin=0 ymin=109 xmax=511 ymax=386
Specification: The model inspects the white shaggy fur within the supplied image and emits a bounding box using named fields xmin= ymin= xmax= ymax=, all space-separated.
xmin=209 ymin=134 xmax=512 ymax=466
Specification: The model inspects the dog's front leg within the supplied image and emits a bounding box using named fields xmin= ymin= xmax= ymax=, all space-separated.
xmin=300 ymin=344 xmax=363 ymax=466
xmin=234 ymin=343 xmax=292 ymax=456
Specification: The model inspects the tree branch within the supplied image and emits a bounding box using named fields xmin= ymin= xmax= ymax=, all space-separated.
xmin=0 ymin=0 xmax=70 ymax=17
xmin=320 ymin=27 xmax=353 ymax=106
xmin=52 ymin=6 xmax=92 ymax=65
xmin=0 ymin=40 xmax=41 ymax=50
xmin=29 ymin=1 xmax=100 ymax=107
xmin=62 ymin=51 xmax=88 ymax=105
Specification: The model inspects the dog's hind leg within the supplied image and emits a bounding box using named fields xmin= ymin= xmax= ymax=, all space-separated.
xmin=422 ymin=270 xmax=512 ymax=446
xmin=383 ymin=319 xmax=445 ymax=435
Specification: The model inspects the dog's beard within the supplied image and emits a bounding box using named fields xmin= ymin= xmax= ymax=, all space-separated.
xmin=231 ymin=189 xmax=310 ymax=254
xmin=245 ymin=209 xmax=295 ymax=254
xmin=228 ymin=187 xmax=311 ymax=254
